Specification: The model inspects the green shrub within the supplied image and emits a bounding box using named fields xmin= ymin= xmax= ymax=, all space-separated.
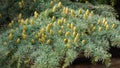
xmin=78 ymin=0 xmax=116 ymax=6
xmin=0 ymin=0 xmax=117 ymax=26
xmin=0 ymin=0 xmax=52 ymax=25
xmin=62 ymin=1 xmax=117 ymax=18
xmin=0 ymin=1 xmax=120 ymax=68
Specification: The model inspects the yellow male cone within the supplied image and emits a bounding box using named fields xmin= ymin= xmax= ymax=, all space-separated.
xmin=64 ymin=39 xmax=67 ymax=43
xmin=8 ymin=33 xmax=13 ymax=40
xmin=65 ymin=31 xmax=70 ymax=37
xmin=98 ymin=27 xmax=102 ymax=32
xmin=79 ymin=9 xmax=82 ymax=14
xmin=50 ymin=1 xmax=54 ymax=6
xmin=92 ymin=26 xmax=96 ymax=31
xmin=19 ymin=2 xmax=23 ymax=8
xmin=70 ymin=23 xmax=74 ymax=29
xmin=40 ymin=28 xmax=44 ymax=33
xmin=59 ymin=29 xmax=63 ymax=35
xmin=50 ymin=29 xmax=53 ymax=35
xmin=16 ymin=38 xmax=20 ymax=44
xmin=46 ymin=39 xmax=51 ymax=45
xmin=53 ymin=6 xmax=57 ymax=12
xmin=3 ymin=41 xmax=7 ymax=46
xmin=67 ymin=23 xmax=71 ymax=28
xmin=85 ymin=9 xmax=89 ymax=15
xmin=73 ymin=26 xmax=77 ymax=32
xmin=18 ymin=13 xmax=22 ymax=19
xmin=74 ymin=37 xmax=78 ymax=43
xmin=30 ymin=19 xmax=34 ymax=25
xmin=73 ymin=31 xmax=76 ymax=37
xmin=46 ymin=25 xmax=50 ymax=32
xmin=22 ymin=33 xmax=27 ymax=39
xmin=112 ymin=24 xmax=115 ymax=28
xmin=52 ymin=16 xmax=56 ymax=22
xmin=83 ymin=14 xmax=87 ymax=20
xmin=65 ymin=7 xmax=69 ymax=14
xmin=82 ymin=40 xmax=86 ymax=45
xmin=97 ymin=19 xmax=101 ymax=24
xmin=106 ymin=24 xmax=109 ymax=30
xmin=58 ymin=2 xmax=62 ymax=8
xmin=31 ymin=39 xmax=35 ymax=44
xmin=34 ymin=11 xmax=38 ymax=18
xmin=65 ymin=39 xmax=72 ymax=48
xmin=70 ymin=10 xmax=74 ymax=16
xmin=90 ymin=11 xmax=94 ymax=17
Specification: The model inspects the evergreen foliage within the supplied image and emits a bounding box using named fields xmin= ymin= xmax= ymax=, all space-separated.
xmin=0 ymin=0 xmax=120 ymax=68
xmin=0 ymin=0 xmax=51 ymax=25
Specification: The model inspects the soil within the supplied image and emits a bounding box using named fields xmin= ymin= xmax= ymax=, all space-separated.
xmin=69 ymin=58 xmax=120 ymax=68
xmin=68 ymin=47 xmax=120 ymax=68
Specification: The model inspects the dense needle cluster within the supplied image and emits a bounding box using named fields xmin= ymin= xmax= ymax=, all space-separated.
xmin=0 ymin=0 xmax=120 ymax=68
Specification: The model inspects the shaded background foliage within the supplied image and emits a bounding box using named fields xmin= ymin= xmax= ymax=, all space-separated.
xmin=71 ymin=0 xmax=120 ymax=19
xmin=0 ymin=0 xmax=51 ymax=25
xmin=0 ymin=0 xmax=120 ymax=26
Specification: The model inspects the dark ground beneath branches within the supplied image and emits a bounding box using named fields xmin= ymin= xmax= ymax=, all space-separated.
xmin=68 ymin=47 xmax=120 ymax=68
